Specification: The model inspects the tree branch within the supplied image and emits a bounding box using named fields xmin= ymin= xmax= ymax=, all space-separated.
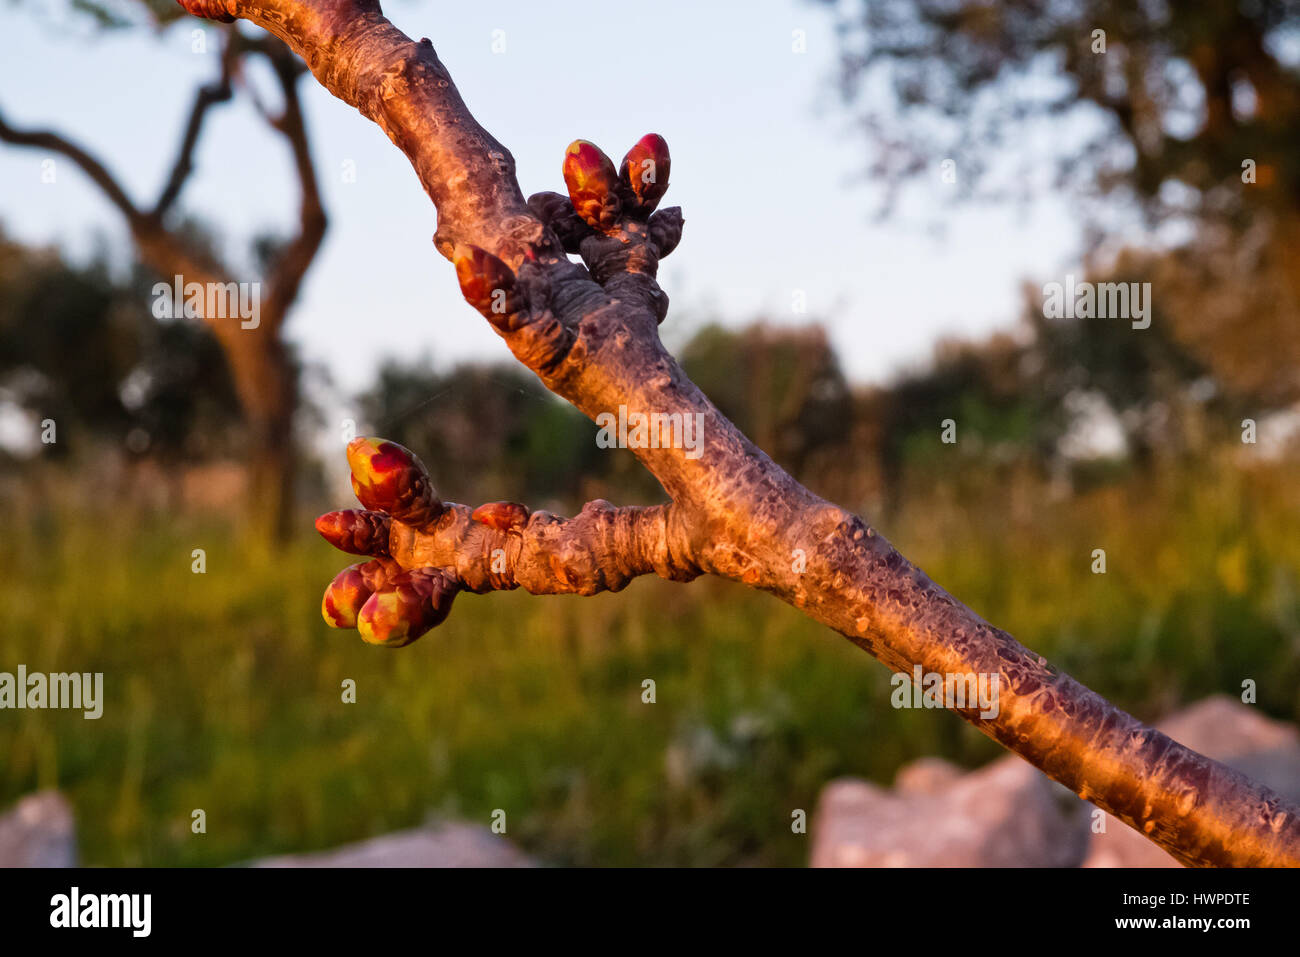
xmin=0 ymin=108 xmax=233 ymax=312
xmin=152 ymin=29 xmax=238 ymax=220
xmin=179 ymin=0 xmax=545 ymax=265
xmin=0 ymin=29 xmax=320 ymax=458
xmin=313 ymin=439 xmax=697 ymax=645
xmin=240 ymin=40 xmax=327 ymax=328
xmin=179 ymin=0 xmax=1300 ymax=867
xmin=0 ymin=112 xmax=142 ymax=223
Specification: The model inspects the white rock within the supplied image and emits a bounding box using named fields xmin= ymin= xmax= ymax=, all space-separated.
xmin=249 ymin=822 xmax=536 ymax=868
xmin=0 ymin=791 xmax=77 ymax=868
xmin=811 ymin=755 xmax=1090 ymax=867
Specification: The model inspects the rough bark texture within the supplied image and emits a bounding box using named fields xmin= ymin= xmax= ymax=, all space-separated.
xmin=184 ymin=0 xmax=1300 ymax=867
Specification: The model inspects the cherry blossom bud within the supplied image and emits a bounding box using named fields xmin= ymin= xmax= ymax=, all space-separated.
xmin=322 ymin=558 xmax=400 ymax=628
xmin=453 ymin=245 xmax=522 ymax=325
xmin=563 ymin=139 xmax=621 ymax=230
xmin=346 ymin=437 xmax=443 ymax=525
xmin=619 ymin=134 xmax=671 ymax=213
xmin=315 ymin=509 xmax=391 ymax=556
xmin=357 ymin=567 xmax=459 ymax=647
xmin=471 ymin=501 xmax=531 ymax=532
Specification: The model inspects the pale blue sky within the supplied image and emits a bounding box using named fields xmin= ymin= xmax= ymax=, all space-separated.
xmin=0 ymin=0 xmax=1090 ymax=394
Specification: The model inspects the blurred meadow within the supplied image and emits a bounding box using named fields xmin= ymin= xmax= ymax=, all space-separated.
xmin=4 ymin=0 xmax=1300 ymax=866
xmin=4 ymin=451 xmax=1299 ymax=866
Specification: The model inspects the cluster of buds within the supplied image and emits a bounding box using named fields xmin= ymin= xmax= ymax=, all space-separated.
xmin=316 ymin=437 xmax=460 ymax=647
xmin=354 ymin=567 xmax=459 ymax=648
xmin=529 ymin=133 xmax=684 ymax=260
xmin=322 ymin=558 xmax=399 ymax=630
xmin=451 ymin=135 xmax=683 ymax=340
xmin=316 ymin=439 xmax=543 ymax=647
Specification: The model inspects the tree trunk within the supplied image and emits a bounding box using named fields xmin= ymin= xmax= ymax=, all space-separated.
xmin=243 ymin=335 xmax=298 ymax=545
xmin=134 ymin=224 xmax=299 ymax=545
xmin=0 ymin=34 xmax=323 ymax=549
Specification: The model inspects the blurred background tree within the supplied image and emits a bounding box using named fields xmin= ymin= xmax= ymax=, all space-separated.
xmin=820 ymin=0 xmax=1300 ymax=405
xmin=680 ymin=323 xmax=853 ymax=478
xmin=0 ymin=228 xmax=245 ymax=491
xmin=0 ymin=0 xmax=326 ymax=543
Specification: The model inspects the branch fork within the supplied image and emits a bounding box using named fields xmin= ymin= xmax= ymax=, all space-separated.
xmin=180 ymin=0 xmax=1300 ymax=867
xmin=316 ymin=438 xmax=697 ymax=646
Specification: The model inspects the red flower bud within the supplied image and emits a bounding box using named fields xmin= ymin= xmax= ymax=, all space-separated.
xmin=357 ymin=567 xmax=459 ymax=647
xmin=563 ymin=140 xmax=621 ymax=230
xmin=315 ymin=509 xmax=391 ymax=556
xmin=346 ymin=437 xmax=443 ymax=525
xmin=453 ymin=245 xmax=521 ymax=324
xmin=175 ymin=0 xmax=237 ymax=23
xmin=471 ymin=501 xmax=531 ymax=532
xmin=620 ymin=134 xmax=671 ymax=213
xmin=322 ymin=558 xmax=400 ymax=629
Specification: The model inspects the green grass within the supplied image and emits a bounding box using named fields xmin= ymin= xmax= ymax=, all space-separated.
xmin=2 ymin=461 xmax=1299 ymax=865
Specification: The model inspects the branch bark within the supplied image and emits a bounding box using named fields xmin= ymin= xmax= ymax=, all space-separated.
xmin=182 ymin=0 xmax=1300 ymax=867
